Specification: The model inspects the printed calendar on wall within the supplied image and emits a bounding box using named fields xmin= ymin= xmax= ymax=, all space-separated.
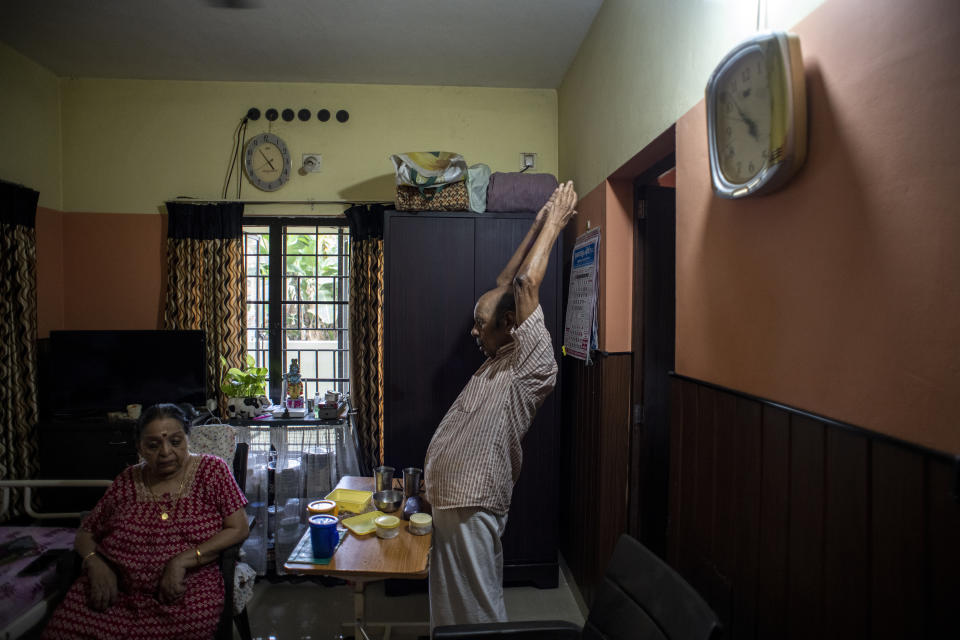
xmin=563 ymin=226 xmax=600 ymax=364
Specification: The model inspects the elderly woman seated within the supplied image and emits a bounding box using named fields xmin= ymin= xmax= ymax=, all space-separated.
xmin=42 ymin=403 xmax=249 ymax=640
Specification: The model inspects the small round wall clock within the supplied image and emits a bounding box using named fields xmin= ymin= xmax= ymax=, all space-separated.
xmin=705 ymin=31 xmax=807 ymax=199
xmin=244 ymin=132 xmax=291 ymax=192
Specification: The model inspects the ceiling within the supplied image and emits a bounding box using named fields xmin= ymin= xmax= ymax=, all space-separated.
xmin=0 ymin=0 xmax=604 ymax=88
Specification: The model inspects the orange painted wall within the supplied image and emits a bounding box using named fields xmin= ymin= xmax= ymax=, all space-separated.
xmin=565 ymin=180 xmax=634 ymax=353
xmin=46 ymin=213 xmax=166 ymax=331
xmin=675 ymin=0 xmax=960 ymax=453
xmin=605 ymin=181 xmax=633 ymax=352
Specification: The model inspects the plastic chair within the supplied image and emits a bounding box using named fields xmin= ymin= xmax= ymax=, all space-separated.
xmin=432 ymin=533 xmax=721 ymax=640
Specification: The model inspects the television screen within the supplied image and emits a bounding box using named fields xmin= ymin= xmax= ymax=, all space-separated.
xmin=48 ymin=330 xmax=207 ymax=417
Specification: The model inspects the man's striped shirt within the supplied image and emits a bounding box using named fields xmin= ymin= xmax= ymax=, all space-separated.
xmin=425 ymin=305 xmax=557 ymax=516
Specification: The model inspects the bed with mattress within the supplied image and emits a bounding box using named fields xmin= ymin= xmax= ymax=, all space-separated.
xmin=0 ymin=480 xmax=111 ymax=640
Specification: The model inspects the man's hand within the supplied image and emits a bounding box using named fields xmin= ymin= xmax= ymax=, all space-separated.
xmin=85 ymin=557 xmax=118 ymax=611
xmin=511 ymin=180 xmax=578 ymax=324
xmin=535 ymin=189 xmax=558 ymax=224
xmin=546 ymin=180 xmax=578 ymax=228
xmin=158 ymin=556 xmax=188 ymax=604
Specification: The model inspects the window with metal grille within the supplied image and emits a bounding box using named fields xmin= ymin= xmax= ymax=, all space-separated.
xmin=242 ymin=218 xmax=350 ymax=405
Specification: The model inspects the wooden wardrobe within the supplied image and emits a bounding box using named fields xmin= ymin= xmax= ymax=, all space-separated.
xmin=383 ymin=209 xmax=564 ymax=587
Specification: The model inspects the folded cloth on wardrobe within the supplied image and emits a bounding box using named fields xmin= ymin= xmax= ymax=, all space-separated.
xmin=467 ymin=163 xmax=492 ymax=212
xmin=486 ymin=172 xmax=559 ymax=212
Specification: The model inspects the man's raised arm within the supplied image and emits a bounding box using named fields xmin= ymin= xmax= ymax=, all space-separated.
xmin=495 ymin=190 xmax=557 ymax=288
xmin=512 ymin=181 xmax=578 ymax=325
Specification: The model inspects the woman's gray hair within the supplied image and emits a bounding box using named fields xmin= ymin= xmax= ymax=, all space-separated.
xmin=134 ymin=403 xmax=191 ymax=441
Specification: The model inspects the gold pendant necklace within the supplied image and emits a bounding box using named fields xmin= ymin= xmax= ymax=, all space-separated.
xmin=145 ymin=460 xmax=189 ymax=521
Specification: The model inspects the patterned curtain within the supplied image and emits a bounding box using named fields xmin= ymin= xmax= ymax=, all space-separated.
xmin=163 ymin=202 xmax=245 ymax=416
xmin=0 ymin=180 xmax=40 ymax=521
xmin=345 ymin=204 xmax=385 ymax=474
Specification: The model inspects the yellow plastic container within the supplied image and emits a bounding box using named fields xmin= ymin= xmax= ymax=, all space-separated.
xmin=342 ymin=510 xmax=385 ymax=536
xmin=375 ymin=515 xmax=401 ymax=539
xmin=324 ymin=488 xmax=373 ymax=514
xmin=409 ymin=512 xmax=433 ymax=536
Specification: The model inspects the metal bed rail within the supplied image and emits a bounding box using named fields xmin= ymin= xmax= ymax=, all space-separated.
xmin=0 ymin=479 xmax=113 ymax=520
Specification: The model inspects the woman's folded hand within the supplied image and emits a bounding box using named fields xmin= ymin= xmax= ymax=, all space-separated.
xmin=85 ymin=558 xmax=118 ymax=611
xmin=158 ymin=557 xmax=188 ymax=604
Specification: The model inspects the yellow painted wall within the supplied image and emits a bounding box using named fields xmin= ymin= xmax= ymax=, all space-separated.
xmin=60 ymin=79 xmax=557 ymax=214
xmin=558 ymin=0 xmax=825 ymax=194
xmin=0 ymin=42 xmax=61 ymax=209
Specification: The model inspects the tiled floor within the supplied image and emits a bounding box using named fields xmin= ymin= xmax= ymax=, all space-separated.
xmin=240 ymin=557 xmax=587 ymax=640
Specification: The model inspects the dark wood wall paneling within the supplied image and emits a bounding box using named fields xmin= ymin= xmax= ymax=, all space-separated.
xmin=669 ymin=375 xmax=960 ymax=639
xmin=559 ymin=353 xmax=631 ymax=604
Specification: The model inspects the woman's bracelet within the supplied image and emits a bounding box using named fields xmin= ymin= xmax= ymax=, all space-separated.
xmin=195 ymin=548 xmax=202 ymax=566
xmin=81 ymin=550 xmax=97 ymax=569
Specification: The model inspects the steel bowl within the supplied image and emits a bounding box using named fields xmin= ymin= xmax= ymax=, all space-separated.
xmin=373 ymin=489 xmax=403 ymax=513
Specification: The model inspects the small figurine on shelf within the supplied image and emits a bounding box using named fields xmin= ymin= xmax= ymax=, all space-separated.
xmin=283 ymin=359 xmax=307 ymax=417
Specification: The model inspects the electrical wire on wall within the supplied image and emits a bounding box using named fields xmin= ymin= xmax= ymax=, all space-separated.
xmin=222 ymin=116 xmax=249 ymax=199
xmin=756 ymin=0 xmax=769 ymax=31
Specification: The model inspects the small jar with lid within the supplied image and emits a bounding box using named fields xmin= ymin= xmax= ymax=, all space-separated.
xmin=375 ymin=515 xmax=400 ymax=539
xmin=408 ymin=512 xmax=432 ymax=536
xmin=307 ymin=499 xmax=338 ymax=518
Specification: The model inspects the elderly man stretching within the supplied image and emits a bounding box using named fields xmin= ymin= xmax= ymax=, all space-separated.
xmin=424 ymin=180 xmax=578 ymax=627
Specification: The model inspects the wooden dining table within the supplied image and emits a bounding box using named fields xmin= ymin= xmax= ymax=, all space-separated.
xmin=283 ymin=475 xmax=432 ymax=639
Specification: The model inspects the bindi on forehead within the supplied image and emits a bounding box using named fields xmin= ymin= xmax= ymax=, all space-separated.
xmin=142 ymin=426 xmax=186 ymax=443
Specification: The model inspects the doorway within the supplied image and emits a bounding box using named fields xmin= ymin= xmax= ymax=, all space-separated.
xmin=629 ymin=155 xmax=676 ymax=559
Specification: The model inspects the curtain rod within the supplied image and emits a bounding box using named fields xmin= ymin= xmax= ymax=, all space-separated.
xmin=170 ymin=198 xmax=392 ymax=206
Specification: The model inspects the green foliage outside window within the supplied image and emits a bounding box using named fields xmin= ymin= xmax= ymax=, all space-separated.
xmin=245 ymin=231 xmax=346 ymax=342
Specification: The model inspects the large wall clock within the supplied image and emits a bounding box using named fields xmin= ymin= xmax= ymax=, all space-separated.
xmin=244 ymin=132 xmax=291 ymax=192
xmin=706 ymin=31 xmax=807 ymax=199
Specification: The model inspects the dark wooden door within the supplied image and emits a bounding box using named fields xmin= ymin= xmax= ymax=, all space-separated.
xmin=631 ymin=185 xmax=675 ymax=558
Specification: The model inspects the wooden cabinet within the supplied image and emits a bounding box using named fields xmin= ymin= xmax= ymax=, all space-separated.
xmin=37 ymin=419 xmax=138 ymax=512
xmin=383 ymin=210 xmax=563 ymax=587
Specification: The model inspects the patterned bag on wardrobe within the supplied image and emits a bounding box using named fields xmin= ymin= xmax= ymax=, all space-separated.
xmin=395 ymin=181 xmax=469 ymax=211
xmin=389 ymin=151 xmax=468 ymax=188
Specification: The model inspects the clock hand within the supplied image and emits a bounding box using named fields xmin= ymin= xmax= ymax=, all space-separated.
xmin=258 ymin=149 xmax=277 ymax=171
xmin=729 ymin=95 xmax=759 ymax=140
xmin=729 ymin=114 xmax=756 ymax=129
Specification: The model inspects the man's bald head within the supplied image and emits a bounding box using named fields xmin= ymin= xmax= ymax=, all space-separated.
xmin=472 ymin=286 xmax=517 ymax=358
xmin=483 ymin=286 xmax=516 ymax=328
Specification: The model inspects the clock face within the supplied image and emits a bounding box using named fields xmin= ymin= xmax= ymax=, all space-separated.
xmin=714 ymin=46 xmax=772 ymax=184
xmin=706 ymin=31 xmax=807 ymax=199
xmin=244 ymin=133 xmax=291 ymax=192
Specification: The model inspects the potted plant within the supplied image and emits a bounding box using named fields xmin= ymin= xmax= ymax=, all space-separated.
xmin=220 ymin=354 xmax=269 ymax=418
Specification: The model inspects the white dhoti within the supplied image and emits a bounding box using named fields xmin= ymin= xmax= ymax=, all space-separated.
xmin=429 ymin=506 xmax=509 ymax=629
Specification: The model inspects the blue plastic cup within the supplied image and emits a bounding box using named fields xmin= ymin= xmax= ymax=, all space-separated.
xmin=309 ymin=514 xmax=339 ymax=559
